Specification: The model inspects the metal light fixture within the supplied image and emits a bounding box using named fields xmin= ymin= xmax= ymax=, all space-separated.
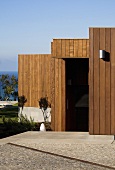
xmin=99 ymin=50 xmax=105 ymax=59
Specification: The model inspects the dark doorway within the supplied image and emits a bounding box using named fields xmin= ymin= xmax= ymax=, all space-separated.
xmin=66 ymin=59 xmax=89 ymax=131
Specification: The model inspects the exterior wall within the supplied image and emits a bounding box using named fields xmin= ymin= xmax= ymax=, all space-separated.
xmin=18 ymin=54 xmax=51 ymax=107
xmin=18 ymin=31 xmax=115 ymax=134
xmin=50 ymin=58 xmax=66 ymax=131
xmin=18 ymin=107 xmax=51 ymax=122
xmin=52 ymin=39 xmax=89 ymax=58
xmin=89 ymin=28 xmax=115 ymax=135
xmin=50 ymin=39 xmax=89 ymax=131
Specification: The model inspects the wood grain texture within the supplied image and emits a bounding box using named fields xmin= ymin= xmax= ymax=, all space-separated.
xmin=18 ymin=54 xmax=51 ymax=107
xmin=93 ymin=28 xmax=100 ymax=134
xmin=28 ymin=55 xmax=31 ymax=106
xmin=51 ymin=38 xmax=89 ymax=131
xmin=74 ymin=39 xmax=78 ymax=57
xmin=19 ymin=28 xmax=115 ymax=134
xmin=58 ymin=59 xmax=62 ymax=130
xmin=69 ymin=39 xmax=74 ymax=57
xmin=86 ymin=39 xmax=89 ymax=57
xmin=99 ymin=28 xmax=105 ymax=134
xmin=83 ymin=39 xmax=87 ymax=57
xmin=56 ymin=40 xmax=62 ymax=57
xmin=89 ymin=27 xmax=115 ymax=135
xmin=61 ymin=59 xmax=66 ymax=131
xmin=51 ymin=42 xmax=53 ymax=54
xmin=105 ymin=28 xmax=111 ymax=134
xmin=52 ymin=39 xmax=57 ymax=57
xmin=48 ymin=55 xmax=51 ymax=101
xmin=22 ymin=55 xmax=24 ymax=96
xmin=31 ymin=55 xmax=34 ymax=107
xmin=18 ymin=55 xmax=23 ymax=97
xmin=24 ymin=55 xmax=29 ymax=107
xmin=65 ymin=39 xmax=70 ymax=57
xmin=62 ymin=39 xmax=66 ymax=57
xmin=50 ymin=58 xmax=55 ymax=130
xmin=89 ymin=28 xmax=94 ymax=134
xmin=78 ymin=40 xmax=83 ymax=57
xmin=52 ymin=39 xmax=89 ymax=58
xmin=54 ymin=59 xmax=59 ymax=130
xmin=111 ymin=28 xmax=115 ymax=134
xmin=50 ymin=57 xmax=66 ymax=131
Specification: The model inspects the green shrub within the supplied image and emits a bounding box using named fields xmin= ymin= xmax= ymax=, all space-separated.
xmin=0 ymin=114 xmax=52 ymax=139
xmin=1 ymin=114 xmax=38 ymax=138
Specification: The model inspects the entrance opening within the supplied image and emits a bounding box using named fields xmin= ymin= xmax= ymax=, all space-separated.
xmin=66 ymin=58 xmax=89 ymax=131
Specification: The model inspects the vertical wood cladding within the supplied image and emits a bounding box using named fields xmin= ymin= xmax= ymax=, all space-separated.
xmin=51 ymin=39 xmax=89 ymax=131
xmin=50 ymin=58 xmax=66 ymax=131
xmin=18 ymin=54 xmax=51 ymax=107
xmin=18 ymin=29 xmax=115 ymax=134
xmin=52 ymin=39 xmax=89 ymax=58
xmin=89 ymin=28 xmax=115 ymax=135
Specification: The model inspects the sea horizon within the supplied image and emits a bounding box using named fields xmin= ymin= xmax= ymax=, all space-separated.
xmin=0 ymin=71 xmax=18 ymax=77
xmin=0 ymin=70 xmax=18 ymax=72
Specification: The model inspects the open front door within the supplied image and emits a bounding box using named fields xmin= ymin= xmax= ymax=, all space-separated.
xmin=50 ymin=58 xmax=66 ymax=131
xmin=66 ymin=59 xmax=89 ymax=131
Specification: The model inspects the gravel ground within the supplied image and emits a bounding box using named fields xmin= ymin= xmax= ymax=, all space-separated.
xmin=0 ymin=144 xmax=112 ymax=170
xmin=10 ymin=140 xmax=115 ymax=169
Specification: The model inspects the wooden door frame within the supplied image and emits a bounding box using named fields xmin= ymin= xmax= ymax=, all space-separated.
xmin=50 ymin=57 xmax=66 ymax=131
xmin=51 ymin=57 xmax=89 ymax=131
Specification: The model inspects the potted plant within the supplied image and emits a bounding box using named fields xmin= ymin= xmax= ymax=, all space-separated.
xmin=18 ymin=95 xmax=27 ymax=115
xmin=38 ymin=97 xmax=51 ymax=131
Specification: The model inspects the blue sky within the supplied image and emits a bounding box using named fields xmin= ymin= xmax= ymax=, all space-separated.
xmin=0 ymin=0 xmax=115 ymax=71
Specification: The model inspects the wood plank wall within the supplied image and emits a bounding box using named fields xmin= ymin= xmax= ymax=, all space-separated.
xmin=89 ymin=28 xmax=115 ymax=135
xmin=18 ymin=54 xmax=51 ymax=107
xmin=52 ymin=39 xmax=89 ymax=58
xmin=51 ymin=39 xmax=89 ymax=131
xmin=50 ymin=58 xmax=66 ymax=131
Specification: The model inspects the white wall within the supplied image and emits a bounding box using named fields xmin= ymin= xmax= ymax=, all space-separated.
xmin=18 ymin=107 xmax=51 ymax=122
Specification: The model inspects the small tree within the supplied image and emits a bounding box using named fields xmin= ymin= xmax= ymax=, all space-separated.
xmin=38 ymin=97 xmax=51 ymax=122
xmin=12 ymin=91 xmax=18 ymax=101
xmin=11 ymin=75 xmax=18 ymax=100
xmin=0 ymin=74 xmax=18 ymax=100
xmin=18 ymin=95 xmax=27 ymax=114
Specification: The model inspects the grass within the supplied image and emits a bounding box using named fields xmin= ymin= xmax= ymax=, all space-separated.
xmin=0 ymin=106 xmax=18 ymax=123
xmin=0 ymin=106 xmax=39 ymax=139
xmin=0 ymin=106 xmax=19 ymax=138
xmin=0 ymin=106 xmax=51 ymax=139
xmin=13 ymin=103 xmax=18 ymax=106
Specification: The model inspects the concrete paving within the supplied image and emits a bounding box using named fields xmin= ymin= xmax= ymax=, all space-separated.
xmin=0 ymin=131 xmax=114 ymax=145
xmin=0 ymin=131 xmax=115 ymax=169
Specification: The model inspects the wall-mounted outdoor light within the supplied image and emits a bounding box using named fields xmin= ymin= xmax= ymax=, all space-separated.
xmin=99 ymin=50 xmax=105 ymax=59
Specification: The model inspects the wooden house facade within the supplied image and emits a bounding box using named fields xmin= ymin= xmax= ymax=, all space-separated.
xmin=18 ymin=27 xmax=115 ymax=135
